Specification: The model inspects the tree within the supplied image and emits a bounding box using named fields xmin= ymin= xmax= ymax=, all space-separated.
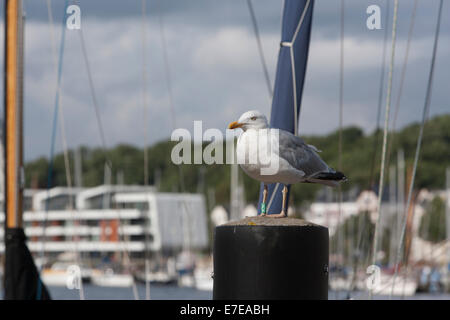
xmin=23 ymin=114 xmax=450 ymax=208
xmin=419 ymin=196 xmax=446 ymax=243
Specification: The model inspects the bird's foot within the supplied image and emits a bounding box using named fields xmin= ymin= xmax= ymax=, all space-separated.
xmin=265 ymin=212 xmax=287 ymax=218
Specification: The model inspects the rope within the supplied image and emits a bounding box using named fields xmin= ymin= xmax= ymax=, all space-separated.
xmin=390 ymin=0 xmax=444 ymax=299
xmin=157 ymin=10 xmax=187 ymax=193
xmin=77 ymin=26 xmax=112 ymax=169
xmin=45 ymin=0 xmax=57 ymax=65
xmin=57 ymin=80 xmax=85 ymax=299
xmin=158 ymin=14 xmax=177 ymax=130
xmin=335 ymin=0 xmax=344 ymax=300
xmin=43 ymin=0 xmax=86 ymax=300
xmin=370 ymin=0 xmax=399 ymax=299
xmin=141 ymin=0 xmax=151 ymax=300
xmin=142 ymin=0 xmax=150 ymax=187
xmin=367 ymin=0 xmax=391 ymax=190
xmin=157 ymin=9 xmax=198 ymax=288
xmin=338 ymin=0 xmax=344 ymax=174
xmin=266 ymin=0 xmax=311 ymax=214
xmin=287 ymin=0 xmax=311 ymax=137
xmin=72 ymin=0 xmax=139 ymax=299
xmin=382 ymin=2 xmax=418 ymax=297
xmin=347 ymin=0 xmax=391 ymax=297
xmin=385 ymin=0 xmax=418 ymax=171
xmin=246 ymin=0 xmax=273 ymax=99
xmin=37 ymin=0 xmax=69 ymax=300
xmin=113 ymin=201 xmax=141 ymax=300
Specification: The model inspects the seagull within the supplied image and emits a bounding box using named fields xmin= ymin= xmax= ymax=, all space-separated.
xmin=228 ymin=110 xmax=347 ymax=218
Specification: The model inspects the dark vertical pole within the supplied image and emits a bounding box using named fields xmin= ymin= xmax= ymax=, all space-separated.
xmin=213 ymin=218 xmax=328 ymax=299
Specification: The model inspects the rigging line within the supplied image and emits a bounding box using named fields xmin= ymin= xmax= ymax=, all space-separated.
xmin=347 ymin=1 xmax=392 ymax=297
xmin=385 ymin=0 xmax=418 ymax=171
xmin=142 ymin=0 xmax=150 ymax=187
xmin=349 ymin=0 xmax=391 ymax=296
xmin=390 ymin=0 xmax=444 ymax=300
xmin=367 ymin=0 xmax=391 ymax=191
xmin=45 ymin=0 xmax=57 ymax=64
xmin=57 ymin=84 xmax=85 ymax=300
xmin=335 ymin=0 xmax=344 ymax=300
xmin=291 ymin=0 xmax=311 ymax=45
xmin=266 ymin=0 xmax=311 ymax=214
xmin=156 ymin=7 xmax=195 ymax=261
xmin=157 ymin=10 xmax=188 ymax=195
xmin=266 ymin=0 xmax=284 ymax=124
xmin=157 ymin=7 xmax=186 ymax=193
xmin=290 ymin=0 xmax=310 ymax=137
xmin=157 ymin=9 xmax=182 ymax=186
xmin=370 ymin=0 xmax=399 ymax=299
xmin=158 ymin=13 xmax=177 ymax=131
xmin=77 ymin=26 xmax=112 ymax=170
xmin=37 ymin=0 xmax=69 ymax=300
xmin=100 ymin=172 xmax=140 ymax=300
xmin=338 ymin=0 xmax=344 ymax=174
xmin=113 ymin=201 xmax=141 ymax=300
xmin=43 ymin=0 xmax=85 ymax=300
xmin=72 ymin=0 xmax=139 ymax=299
xmin=141 ymin=0 xmax=151 ymax=301
xmin=156 ymin=10 xmax=197 ymax=282
xmin=102 ymin=166 xmax=141 ymax=300
xmin=385 ymin=4 xmax=418 ymax=297
xmin=246 ymin=0 xmax=273 ymax=99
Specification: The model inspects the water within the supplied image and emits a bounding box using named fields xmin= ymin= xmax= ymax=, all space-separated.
xmin=1 ymin=283 xmax=449 ymax=300
xmin=48 ymin=284 xmax=212 ymax=300
xmin=46 ymin=285 xmax=450 ymax=300
xmin=330 ymin=290 xmax=450 ymax=300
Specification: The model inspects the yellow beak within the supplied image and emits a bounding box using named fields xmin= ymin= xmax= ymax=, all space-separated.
xmin=228 ymin=121 xmax=243 ymax=129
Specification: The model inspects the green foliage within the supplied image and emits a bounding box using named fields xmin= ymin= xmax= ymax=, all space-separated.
xmin=419 ymin=196 xmax=446 ymax=243
xmin=330 ymin=212 xmax=375 ymax=264
xmin=24 ymin=114 xmax=450 ymax=208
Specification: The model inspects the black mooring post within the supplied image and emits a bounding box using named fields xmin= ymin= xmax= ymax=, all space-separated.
xmin=213 ymin=216 xmax=328 ymax=300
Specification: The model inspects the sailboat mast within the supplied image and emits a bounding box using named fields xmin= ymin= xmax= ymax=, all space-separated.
xmin=4 ymin=0 xmax=24 ymax=229
xmin=445 ymin=167 xmax=450 ymax=291
xmin=389 ymin=165 xmax=396 ymax=267
xmin=230 ymin=163 xmax=239 ymax=221
xmin=3 ymin=0 xmax=50 ymax=300
xmin=397 ymin=149 xmax=405 ymax=243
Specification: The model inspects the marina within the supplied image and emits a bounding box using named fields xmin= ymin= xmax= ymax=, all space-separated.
xmin=1 ymin=0 xmax=449 ymax=303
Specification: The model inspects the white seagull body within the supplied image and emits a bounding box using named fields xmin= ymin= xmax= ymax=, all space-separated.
xmin=229 ymin=110 xmax=346 ymax=217
xmin=237 ymin=127 xmax=342 ymax=187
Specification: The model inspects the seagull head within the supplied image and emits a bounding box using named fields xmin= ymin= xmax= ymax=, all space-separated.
xmin=228 ymin=110 xmax=269 ymax=131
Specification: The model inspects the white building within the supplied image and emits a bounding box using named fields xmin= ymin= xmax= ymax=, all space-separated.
xmin=0 ymin=185 xmax=209 ymax=256
xmin=114 ymin=191 xmax=208 ymax=251
xmin=304 ymin=190 xmax=391 ymax=236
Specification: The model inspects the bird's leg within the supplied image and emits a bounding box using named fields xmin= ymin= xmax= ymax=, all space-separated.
xmin=267 ymin=185 xmax=288 ymax=218
xmin=260 ymin=184 xmax=268 ymax=216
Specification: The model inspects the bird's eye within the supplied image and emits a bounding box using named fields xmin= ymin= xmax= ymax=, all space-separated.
xmin=250 ymin=116 xmax=257 ymax=121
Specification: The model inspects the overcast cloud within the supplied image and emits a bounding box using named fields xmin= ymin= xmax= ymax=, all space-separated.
xmin=0 ymin=0 xmax=448 ymax=161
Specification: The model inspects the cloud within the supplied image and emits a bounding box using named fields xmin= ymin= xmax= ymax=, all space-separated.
xmin=0 ymin=0 xmax=447 ymax=162
xmin=193 ymin=27 xmax=278 ymax=70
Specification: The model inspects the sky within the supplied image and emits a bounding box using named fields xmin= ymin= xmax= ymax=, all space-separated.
xmin=0 ymin=0 xmax=449 ymax=161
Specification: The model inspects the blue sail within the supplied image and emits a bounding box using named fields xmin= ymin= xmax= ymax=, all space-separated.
xmin=257 ymin=0 xmax=314 ymax=215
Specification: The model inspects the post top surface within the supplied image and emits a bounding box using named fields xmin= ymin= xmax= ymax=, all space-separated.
xmin=220 ymin=216 xmax=325 ymax=228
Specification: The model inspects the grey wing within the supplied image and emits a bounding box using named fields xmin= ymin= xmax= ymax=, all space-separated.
xmin=278 ymin=130 xmax=332 ymax=177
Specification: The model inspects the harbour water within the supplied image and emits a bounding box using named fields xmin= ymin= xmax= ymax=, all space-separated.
xmin=35 ymin=285 xmax=450 ymax=300
xmin=47 ymin=284 xmax=212 ymax=300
